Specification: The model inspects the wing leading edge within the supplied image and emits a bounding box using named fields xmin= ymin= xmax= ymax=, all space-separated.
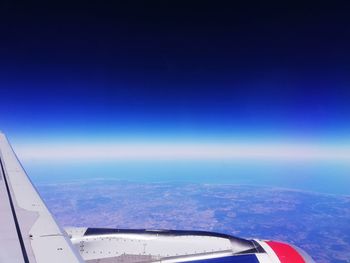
xmin=0 ymin=133 xmax=84 ymax=263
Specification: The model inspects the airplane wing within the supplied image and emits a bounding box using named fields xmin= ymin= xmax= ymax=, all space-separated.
xmin=0 ymin=133 xmax=84 ymax=263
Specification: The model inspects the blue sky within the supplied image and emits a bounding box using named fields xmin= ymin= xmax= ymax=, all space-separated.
xmin=1 ymin=1 xmax=350 ymax=194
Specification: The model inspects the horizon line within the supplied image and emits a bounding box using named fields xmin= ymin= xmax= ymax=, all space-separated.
xmin=14 ymin=142 xmax=350 ymax=162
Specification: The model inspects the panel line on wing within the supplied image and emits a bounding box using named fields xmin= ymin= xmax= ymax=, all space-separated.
xmin=0 ymin=157 xmax=30 ymax=263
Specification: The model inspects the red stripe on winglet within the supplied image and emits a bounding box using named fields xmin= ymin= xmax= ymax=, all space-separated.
xmin=266 ymin=241 xmax=305 ymax=263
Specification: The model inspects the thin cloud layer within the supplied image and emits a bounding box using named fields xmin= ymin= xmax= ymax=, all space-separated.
xmin=15 ymin=142 xmax=350 ymax=162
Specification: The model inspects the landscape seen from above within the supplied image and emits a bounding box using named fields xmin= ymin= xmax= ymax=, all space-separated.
xmin=35 ymin=179 xmax=350 ymax=263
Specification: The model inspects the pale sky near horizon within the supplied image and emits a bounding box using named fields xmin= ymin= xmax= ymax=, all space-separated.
xmin=14 ymin=141 xmax=350 ymax=162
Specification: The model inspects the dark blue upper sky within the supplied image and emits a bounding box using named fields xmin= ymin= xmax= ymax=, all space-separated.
xmin=1 ymin=1 xmax=350 ymax=142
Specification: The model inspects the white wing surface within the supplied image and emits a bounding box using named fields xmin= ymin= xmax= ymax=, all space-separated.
xmin=0 ymin=133 xmax=84 ymax=263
